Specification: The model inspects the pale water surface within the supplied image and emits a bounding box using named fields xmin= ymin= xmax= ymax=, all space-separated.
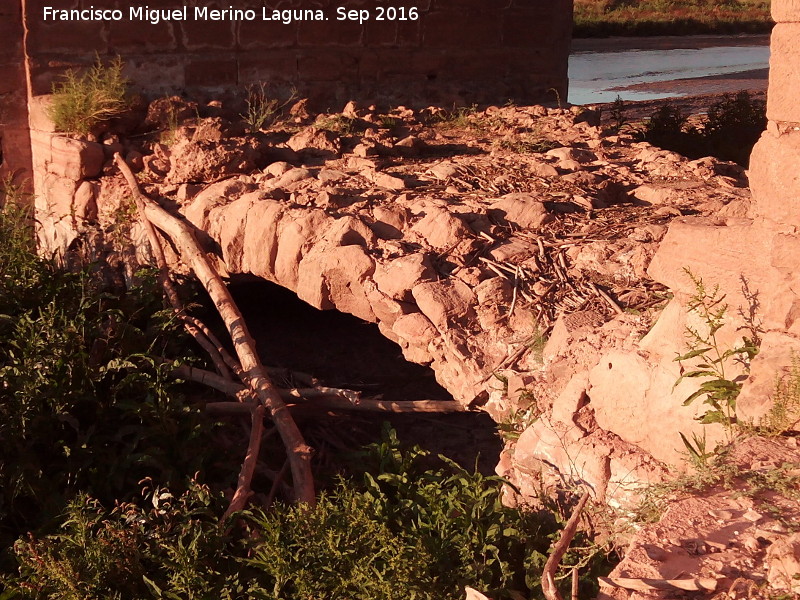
xmin=568 ymin=42 xmax=770 ymax=105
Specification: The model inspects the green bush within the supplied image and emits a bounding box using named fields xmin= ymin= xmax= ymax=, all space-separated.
xmin=0 ymin=203 xmax=223 ymax=557
xmin=638 ymin=91 xmax=766 ymax=167
xmin=4 ymin=430 xmax=613 ymax=600
xmin=48 ymin=56 xmax=129 ymax=136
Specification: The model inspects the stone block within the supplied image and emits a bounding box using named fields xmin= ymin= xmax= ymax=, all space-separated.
xmin=503 ymin=9 xmax=560 ymax=46
xmin=773 ymin=0 xmax=800 ymax=22
xmin=365 ymin=19 xmax=398 ymax=46
xmin=42 ymin=172 xmax=78 ymax=219
xmin=298 ymin=19 xmax=363 ymax=46
xmin=0 ymin=18 xmax=23 ymax=51
xmin=24 ymin=0 xmax=80 ymax=14
xmin=737 ymin=331 xmax=800 ymax=424
xmin=238 ymin=53 xmax=298 ymax=86
xmin=0 ymin=126 xmax=33 ymax=187
xmin=397 ymin=19 xmax=423 ymax=45
xmin=73 ymin=180 xmax=98 ymax=222
xmin=423 ymin=11 xmax=501 ymax=47
xmin=111 ymin=56 xmax=182 ymax=93
xmin=27 ymin=19 xmax=107 ymax=54
xmin=374 ymin=253 xmax=435 ymax=302
xmin=241 ymin=200 xmax=285 ymax=277
xmin=321 ymin=245 xmax=377 ymax=322
xmin=108 ymin=20 xmax=176 ymax=52
xmin=0 ymin=94 xmax=30 ymax=127
xmin=28 ymin=95 xmax=57 ymax=133
xmin=48 ymin=136 xmax=104 ymax=180
xmin=489 ymin=193 xmax=553 ymax=230
xmin=411 ymin=278 xmax=477 ymax=331
xmin=588 ymin=350 xmax=726 ymax=465
xmin=238 ymin=21 xmax=297 ymax=49
xmin=749 ymin=129 xmax=800 ymax=225
xmin=180 ymin=19 xmax=235 ymax=50
xmin=298 ymin=51 xmax=356 ymax=82
xmin=184 ymin=58 xmax=238 ymax=87
xmin=767 ymin=24 xmax=800 ymax=123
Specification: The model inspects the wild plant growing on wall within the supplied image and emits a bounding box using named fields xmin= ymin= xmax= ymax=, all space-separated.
xmin=48 ymin=56 xmax=129 ymax=136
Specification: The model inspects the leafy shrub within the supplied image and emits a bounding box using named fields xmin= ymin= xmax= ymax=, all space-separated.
xmin=638 ymin=92 xmax=766 ymax=167
xmin=639 ymin=103 xmax=702 ymax=159
xmin=701 ymin=91 xmax=767 ymax=166
xmin=0 ymin=204 xmax=223 ymax=555
xmin=10 ymin=482 xmax=243 ymax=600
xmin=4 ymin=429 xmax=613 ymax=600
xmin=48 ymin=56 xmax=129 ymax=136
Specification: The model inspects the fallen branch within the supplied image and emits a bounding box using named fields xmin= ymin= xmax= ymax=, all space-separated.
xmin=222 ymin=404 xmax=265 ymax=521
xmin=542 ymin=491 xmax=591 ymax=600
xmin=207 ymin=398 xmax=464 ymax=414
xmin=590 ymin=282 xmax=624 ymax=315
xmin=115 ymin=162 xmax=233 ymax=381
xmin=114 ymin=154 xmax=315 ymax=507
xmin=172 ymin=364 xmax=464 ymax=414
xmin=598 ymin=577 xmax=717 ymax=593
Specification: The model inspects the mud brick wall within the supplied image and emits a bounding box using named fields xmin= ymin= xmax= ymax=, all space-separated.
xmin=22 ymin=0 xmax=574 ymax=107
xmin=0 ymin=1 xmax=32 ymax=190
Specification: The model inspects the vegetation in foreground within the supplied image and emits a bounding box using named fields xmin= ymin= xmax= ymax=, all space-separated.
xmin=5 ymin=432 xmax=612 ymax=600
xmin=614 ymin=91 xmax=767 ymax=167
xmin=0 ymin=194 xmax=612 ymax=598
xmin=573 ymin=0 xmax=772 ymax=37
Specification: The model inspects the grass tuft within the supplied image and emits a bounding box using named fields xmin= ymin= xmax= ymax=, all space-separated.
xmin=48 ymin=56 xmax=129 ymax=136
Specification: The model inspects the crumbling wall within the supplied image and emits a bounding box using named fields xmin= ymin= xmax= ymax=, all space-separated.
xmin=646 ymin=0 xmax=800 ymax=429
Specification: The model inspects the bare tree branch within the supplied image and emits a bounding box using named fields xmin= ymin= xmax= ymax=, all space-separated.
xmin=114 ymin=154 xmax=315 ymax=506
xmin=542 ymin=491 xmax=591 ymax=600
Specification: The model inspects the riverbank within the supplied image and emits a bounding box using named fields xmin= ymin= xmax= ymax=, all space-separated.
xmin=573 ymin=0 xmax=772 ymax=38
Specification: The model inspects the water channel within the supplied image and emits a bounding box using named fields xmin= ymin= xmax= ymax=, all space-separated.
xmin=568 ymin=34 xmax=770 ymax=105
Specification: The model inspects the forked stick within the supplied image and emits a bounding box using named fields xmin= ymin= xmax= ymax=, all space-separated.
xmin=542 ymin=491 xmax=591 ymax=600
xmin=114 ymin=154 xmax=315 ymax=507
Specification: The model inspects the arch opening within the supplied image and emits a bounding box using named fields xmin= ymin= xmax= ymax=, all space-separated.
xmin=228 ymin=278 xmax=502 ymax=475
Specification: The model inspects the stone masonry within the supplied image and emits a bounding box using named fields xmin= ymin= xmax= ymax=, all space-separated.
xmin=0 ymin=0 xmax=574 ymax=190
xmin=0 ymin=1 xmax=32 ymax=188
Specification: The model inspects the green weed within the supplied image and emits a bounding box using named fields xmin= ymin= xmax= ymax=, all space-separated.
xmin=159 ymin=105 xmax=181 ymax=146
xmin=4 ymin=428 xmax=615 ymax=600
xmin=314 ymin=114 xmax=357 ymax=136
xmin=674 ymin=269 xmax=759 ymax=433
xmin=496 ymin=135 xmax=559 ymax=154
xmin=431 ymin=105 xmax=497 ymax=132
xmin=761 ymin=355 xmax=800 ymax=436
xmin=241 ymin=83 xmax=286 ymax=133
xmin=606 ymin=95 xmax=628 ymax=134
xmin=48 ymin=56 xmax=129 ymax=136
